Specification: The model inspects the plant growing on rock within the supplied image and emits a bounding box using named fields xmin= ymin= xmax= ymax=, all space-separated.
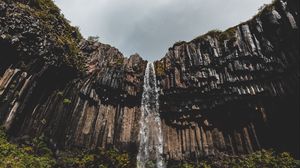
xmin=63 ymin=98 xmax=72 ymax=105
xmin=0 ymin=128 xmax=55 ymax=168
xmin=156 ymin=61 xmax=165 ymax=76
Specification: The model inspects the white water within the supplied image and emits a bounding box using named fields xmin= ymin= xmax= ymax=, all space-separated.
xmin=137 ymin=62 xmax=165 ymax=168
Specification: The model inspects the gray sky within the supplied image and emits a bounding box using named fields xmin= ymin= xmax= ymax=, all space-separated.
xmin=55 ymin=0 xmax=272 ymax=61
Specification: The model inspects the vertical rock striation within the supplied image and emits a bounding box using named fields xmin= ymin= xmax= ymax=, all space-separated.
xmin=0 ymin=0 xmax=299 ymax=164
xmin=0 ymin=0 xmax=147 ymax=152
xmin=154 ymin=0 xmax=299 ymax=160
xmin=0 ymin=38 xmax=147 ymax=151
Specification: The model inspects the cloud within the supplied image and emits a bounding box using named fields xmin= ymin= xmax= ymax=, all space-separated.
xmin=55 ymin=0 xmax=273 ymax=61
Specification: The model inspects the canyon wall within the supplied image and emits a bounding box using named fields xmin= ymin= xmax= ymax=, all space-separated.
xmin=0 ymin=0 xmax=146 ymax=153
xmin=0 ymin=0 xmax=299 ymax=162
xmin=155 ymin=0 xmax=299 ymax=160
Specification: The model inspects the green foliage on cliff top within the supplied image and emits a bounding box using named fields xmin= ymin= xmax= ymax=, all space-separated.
xmin=191 ymin=0 xmax=279 ymax=45
xmin=15 ymin=0 xmax=86 ymax=72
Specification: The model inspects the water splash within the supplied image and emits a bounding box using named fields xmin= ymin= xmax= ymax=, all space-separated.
xmin=137 ymin=62 xmax=165 ymax=168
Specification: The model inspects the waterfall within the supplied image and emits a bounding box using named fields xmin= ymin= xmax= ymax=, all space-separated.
xmin=137 ymin=62 xmax=165 ymax=168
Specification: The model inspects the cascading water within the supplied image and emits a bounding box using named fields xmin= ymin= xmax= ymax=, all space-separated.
xmin=137 ymin=62 xmax=165 ymax=168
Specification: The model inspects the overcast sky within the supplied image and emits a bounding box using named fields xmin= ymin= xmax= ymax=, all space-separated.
xmin=55 ymin=0 xmax=272 ymax=61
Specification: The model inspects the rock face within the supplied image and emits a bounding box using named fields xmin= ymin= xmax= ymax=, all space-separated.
xmin=154 ymin=0 xmax=299 ymax=160
xmin=0 ymin=0 xmax=299 ymax=163
xmin=0 ymin=0 xmax=147 ymax=152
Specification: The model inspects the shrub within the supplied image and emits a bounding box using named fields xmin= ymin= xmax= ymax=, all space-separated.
xmin=167 ymin=149 xmax=298 ymax=168
xmin=0 ymin=128 xmax=55 ymax=168
xmin=57 ymin=148 xmax=133 ymax=168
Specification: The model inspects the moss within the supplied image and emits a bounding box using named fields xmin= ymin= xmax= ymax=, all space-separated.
xmin=115 ymin=58 xmax=124 ymax=66
xmin=191 ymin=0 xmax=278 ymax=44
xmin=63 ymin=98 xmax=72 ymax=105
xmin=16 ymin=0 xmax=86 ymax=72
xmin=156 ymin=61 xmax=165 ymax=76
xmin=218 ymin=27 xmax=237 ymax=42
xmin=174 ymin=41 xmax=187 ymax=47
xmin=194 ymin=29 xmax=222 ymax=42
xmin=206 ymin=29 xmax=223 ymax=38
xmin=28 ymin=0 xmax=60 ymax=14
xmin=87 ymin=36 xmax=100 ymax=42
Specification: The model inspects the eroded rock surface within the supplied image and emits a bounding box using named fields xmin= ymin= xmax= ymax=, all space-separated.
xmin=0 ymin=0 xmax=299 ymax=163
xmin=155 ymin=0 xmax=299 ymax=160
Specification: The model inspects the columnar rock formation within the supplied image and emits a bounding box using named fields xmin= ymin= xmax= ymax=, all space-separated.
xmin=154 ymin=0 xmax=299 ymax=160
xmin=0 ymin=0 xmax=299 ymax=164
xmin=0 ymin=38 xmax=147 ymax=151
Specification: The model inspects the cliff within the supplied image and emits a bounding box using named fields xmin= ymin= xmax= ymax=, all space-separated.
xmin=154 ymin=0 xmax=299 ymax=160
xmin=0 ymin=0 xmax=299 ymax=166
xmin=0 ymin=0 xmax=146 ymax=153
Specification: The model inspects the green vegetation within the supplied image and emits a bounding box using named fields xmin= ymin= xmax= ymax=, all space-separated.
xmin=222 ymin=150 xmax=299 ymax=168
xmin=57 ymin=148 xmax=133 ymax=168
xmin=218 ymin=27 xmax=237 ymax=43
xmin=194 ymin=29 xmax=222 ymax=41
xmin=1 ymin=128 xmax=299 ymax=168
xmin=193 ymin=28 xmax=237 ymax=44
xmin=0 ymin=128 xmax=134 ymax=168
xmin=0 ymin=128 xmax=55 ymax=168
xmin=169 ymin=150 xmax=299 ymax=168
xmin=28 ymin=0 xmax=60 ymax=14
xmin=63 ymin=98 xmax=72 ymax=105
xmin=16 ymin=0 xmax=86 ymax=71
xmin=87 ymin=36 xmax=100 ymax=42
xmin=192 ymin=0 xmax=279 ymax=44
xmin=155 ymin=61 xmax=165 ymax=76
xmin=206 ymin=29 xmax=223 ymax=38
xmin=115 ymin=58 xmax=124 ymax=66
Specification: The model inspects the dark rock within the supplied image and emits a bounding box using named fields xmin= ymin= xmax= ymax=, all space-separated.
xmin=0 ymin=0 xmax=299 ymax=163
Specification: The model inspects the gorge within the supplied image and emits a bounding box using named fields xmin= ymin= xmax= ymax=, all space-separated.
xmin=0 ymin=0 xmax=299 ymax=167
